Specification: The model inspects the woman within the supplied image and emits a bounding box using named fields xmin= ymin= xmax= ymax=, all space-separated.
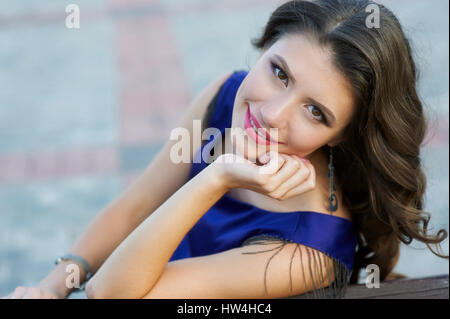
xmin=4 ymin=0 xmax=448 ymax=299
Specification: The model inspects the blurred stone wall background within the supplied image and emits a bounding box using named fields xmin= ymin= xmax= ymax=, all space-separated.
xmin=0 ymin=0 xmax=448 ymax=298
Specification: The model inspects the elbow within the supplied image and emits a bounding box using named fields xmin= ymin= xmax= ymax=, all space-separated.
xmin=85 ymin=278 xmax=145 ymax=299
xmin=85 ymin=280 xmax=103 ymax=299
xmin=85 ymin=278 xmax=113 ymax=299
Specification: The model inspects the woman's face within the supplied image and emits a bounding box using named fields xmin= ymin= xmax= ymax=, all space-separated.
xmin=230 ymin=33 xmax=355 ymax=163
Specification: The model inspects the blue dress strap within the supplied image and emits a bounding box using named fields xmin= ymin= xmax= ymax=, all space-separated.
xmin=207 ymin=70 xmax=249 ymax=137
xmin=190 ymin=69 xmax=248 ymax=179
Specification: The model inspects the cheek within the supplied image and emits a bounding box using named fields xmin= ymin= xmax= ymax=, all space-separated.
xmin=231 ymin=69 xmax=271 ymax=127
xmin=285 ymin=119 xmax=325 ymax=154
xmin=290 ymin=136 xmax=321 ymax=153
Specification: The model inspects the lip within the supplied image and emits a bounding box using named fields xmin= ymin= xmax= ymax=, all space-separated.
xmin=244 ymin=105 xmax=280 ymax=145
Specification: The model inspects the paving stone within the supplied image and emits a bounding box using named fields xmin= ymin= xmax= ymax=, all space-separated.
xmin=0 ymin=176 xmax=121 ymax=297
xmin=0 ymin=20 xmax=118 ymax=153
xmin=0 ymin=0 xmax=108 ymax=18
xmin=0 ymin=0 xmax=447 ymax=296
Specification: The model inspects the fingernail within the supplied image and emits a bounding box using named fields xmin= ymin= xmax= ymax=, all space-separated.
xmin=260 ymin=153 xmax=269 ymax=163
xmin=300 ymin=158 xmax=308 ymax=163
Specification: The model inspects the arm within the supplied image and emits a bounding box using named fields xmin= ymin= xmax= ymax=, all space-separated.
xmin=29 ymin=72 xmax=232 ymax=299
xmin=85 ymin=157 xmax=229 ymax=298
xmin=85 ymin=156 xmax=332 ymax=299
xmin=141 ymin=241 xmax=334 ymax=299
xmin=87 ymin=165 xmax=333 ymax=299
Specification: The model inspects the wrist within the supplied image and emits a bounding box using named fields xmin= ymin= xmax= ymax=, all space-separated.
xmin=209 ymin=153 xmax=243 ymax=191
xmin=39 ymin=260 xmax=87 ymax=298
xmin=38 ymin=262 xmax=74 ymax=298
xmin=208 ymin=159 xmax=234 ymax=193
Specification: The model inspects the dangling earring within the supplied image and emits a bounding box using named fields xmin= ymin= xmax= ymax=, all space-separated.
xmin=328 ymin=146 xmax=338 ymax=213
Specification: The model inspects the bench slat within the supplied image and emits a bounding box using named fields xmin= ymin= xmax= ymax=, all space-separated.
xmin=287 ymin=274 xmax=449 ymax=299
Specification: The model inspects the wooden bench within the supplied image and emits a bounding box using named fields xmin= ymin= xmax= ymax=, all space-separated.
xmin=288 ymin=274 xmax=449 ymax=299
xmin=70 ymin=274 xmax=448 ymax=299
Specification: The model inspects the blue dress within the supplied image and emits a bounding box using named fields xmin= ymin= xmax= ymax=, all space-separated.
xmin=169 ymin=70 xmax=358 ymax=298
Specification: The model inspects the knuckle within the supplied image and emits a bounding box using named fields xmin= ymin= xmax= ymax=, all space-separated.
xmin=301 ymin=166 xmax=311 ymax=177
xmin=264 ymin=183 xmax=277 ymax=193
xmin=285 ymin=158 xmax=298 ymax=169
xmin=219 ymin=153 xmax=233 ymax=164
xmin=215 ymin=154 xmax=225 ymax=163
xmin=277 ymin=154 xmax=286 ymax=164
xmin=269 ymin=192 xmax=282 ymax=200
xmin=297 ymin=170 xmax=309 ymax=181
xmin=294 ymin=154 xmax=305 ymax=162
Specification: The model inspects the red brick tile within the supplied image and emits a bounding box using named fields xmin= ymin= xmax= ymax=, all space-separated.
xmin=0 ymin=147 xmax=119 ymax=183
xmin=90 ymin=147 xmax=119 ymax=174
xmin=110 ymin=0 xmax=157 ymax=7
xmin=0 ymin=153 xmax=28 ymax=181
xmin=116 ymin=15 xmax=191 ymax=147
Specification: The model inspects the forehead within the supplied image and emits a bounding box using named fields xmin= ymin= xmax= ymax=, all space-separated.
xmin=266 ymin=34 xmax=355 ymax=125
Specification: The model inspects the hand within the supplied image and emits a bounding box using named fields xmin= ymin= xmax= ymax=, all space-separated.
xmin=212 ymin=151 xmax=316 ymax=201
xmin=1 ymin=285 xmax=62 ymax=299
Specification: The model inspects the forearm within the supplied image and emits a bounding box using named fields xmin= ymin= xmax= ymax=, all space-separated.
xmin=40 ymin=182 xmax=165 ymax=298
xmin=86 ymin=164 xmax=228 ymax=299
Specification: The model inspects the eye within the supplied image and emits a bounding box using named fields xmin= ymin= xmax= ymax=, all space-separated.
xmin=270 ymin=61 xmax=289 ymax=87
xmin=306 ymin=105 xmax=329 ymax=125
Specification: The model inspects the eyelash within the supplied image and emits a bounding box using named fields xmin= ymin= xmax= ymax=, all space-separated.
xmin=270 ymin=60 xmax=329 ymax=125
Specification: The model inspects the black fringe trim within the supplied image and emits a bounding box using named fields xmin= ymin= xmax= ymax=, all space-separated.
xmin=240 ymin=234 xmax=352 ymax=299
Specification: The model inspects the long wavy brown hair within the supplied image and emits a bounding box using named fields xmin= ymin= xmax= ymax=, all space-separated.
xmin=249 ymin=0 xmax=448 ymax=284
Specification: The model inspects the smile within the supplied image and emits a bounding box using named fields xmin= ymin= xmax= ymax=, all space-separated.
xmin=244 ymin=105 xmax=279 ymax=145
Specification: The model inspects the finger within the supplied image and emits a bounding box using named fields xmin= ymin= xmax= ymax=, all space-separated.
xmin=11 ymin=286 xmax=27 ymax=299
xmin=280 ymin=160 xmax=316 ymax=199
xmin=302 ymin=159 xmax=316 ymax=188
xmin=22 ymin=287 xmax=43 ymax=299
xmin=22 ymin=292 xmax=43 ymax=299
xmin=269 ymin=162 xmax=311 ymax=199
xmin=269 ymin=155 xmax=302 ymax=190
xmin=291 ymin=154 xmax=307 ymax=166
xmin=258 ymin=151 xmax=286 ymax=175
xmin=37 ymin=288 xmax=58 ymax=299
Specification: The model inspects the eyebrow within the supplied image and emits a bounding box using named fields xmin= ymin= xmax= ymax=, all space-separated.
xmin=274 ymin=53 xmax=337 ymax=125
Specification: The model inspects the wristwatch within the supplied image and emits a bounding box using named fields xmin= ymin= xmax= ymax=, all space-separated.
xmin=55 ymin=253 xmax=93 ymax=291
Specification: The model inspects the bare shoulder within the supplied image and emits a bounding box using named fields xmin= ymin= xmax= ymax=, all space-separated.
xmin=200 ymin=71 xmax=233 ymax=100
xmin=125 ymin=71 xmax=233 ymax=219
xmin=174 ymin=71 xmax=233 ymax=153
xmin=182 ymin=71 xmax=233 ymax=122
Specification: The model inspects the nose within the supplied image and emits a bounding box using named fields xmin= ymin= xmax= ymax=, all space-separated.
xmin=259 ymin=99 xmax=291 ymax=129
